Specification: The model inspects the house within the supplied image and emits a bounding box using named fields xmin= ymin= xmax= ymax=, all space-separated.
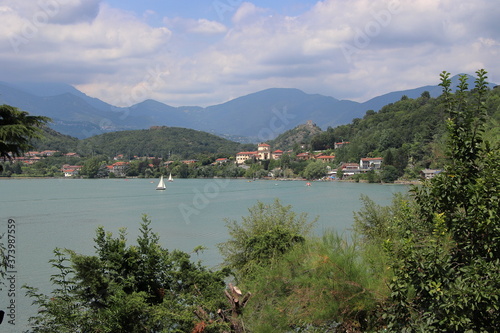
xmin=182 ymin=159 xmax=198 ymax=165
xmin=271 ymin=150 xmax=283 ymax=160
xmin=214 ymin=158 xmax=229 ymax=164
xmin=360 ymin=157 xmax=383 ymax=170
xmin=40 ymin=150 xmax=59 ymax=156
xmin=340 ymin=163 xmax=361 ymax=177
xmin=23 ymin=156 xmax=41 ymax=164
xmin=62 ymin=164 xmax=82 ymax=177
xmin=420 ymin=169 xmax=442 ymax=180
xmin=236 ymin=151 xmax=258 ymax=164
xmin=12 ymin=156 xmax=30 ymax=163
xmin=109 ymin=161 xmax=129 ymax=177
xmin=236 ymin=143 xmax=288 ymax=164
xmin=316 ymin=155 xmax=335 ymax=163
xmin=296 ymin=152 xmax=313 ymax=160
xmin=334 ymin=142 xmax=350 ymax=149
xmin=64 ymin=152 xmax=80 ymax=158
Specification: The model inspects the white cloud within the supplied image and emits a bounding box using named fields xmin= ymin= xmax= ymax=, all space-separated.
xmin=0 ymin=0 xmax=102 ymax=24
xmin=0 ymin=4 xmax=171 ymax=76
xmin=232 ymin=2 xmax=268 ymax=25
xmin=164 ymin=17 xmax=227 ymax=35
xmin=0 ymin=0 xmax=499 ymax=107
xmin=189 ymin=19 xmax=227 ymax=34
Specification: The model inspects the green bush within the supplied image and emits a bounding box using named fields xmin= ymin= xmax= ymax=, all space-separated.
xmin=239 ymin=231 xmax=390 ymax=332
xmin=24 ymin=215 xmax=230 ymax=333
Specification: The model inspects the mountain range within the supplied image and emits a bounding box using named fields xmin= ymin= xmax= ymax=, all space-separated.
xmin=0 ymin=75 xmax=495 ymax=141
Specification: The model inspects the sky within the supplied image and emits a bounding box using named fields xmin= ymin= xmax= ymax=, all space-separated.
xmin=0 ymin=0 xmax=499 ymax=107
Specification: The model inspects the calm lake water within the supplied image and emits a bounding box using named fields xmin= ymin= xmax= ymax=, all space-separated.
xmin=0 ymin=178 xmax=407 ymax=331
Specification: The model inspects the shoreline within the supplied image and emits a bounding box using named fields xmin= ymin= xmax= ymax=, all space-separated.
xmin=1 ymin=176 xmax=421 ymax=184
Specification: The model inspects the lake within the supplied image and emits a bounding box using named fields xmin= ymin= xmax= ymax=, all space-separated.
xmin=0 ymin=178 xmax=407 ymax=331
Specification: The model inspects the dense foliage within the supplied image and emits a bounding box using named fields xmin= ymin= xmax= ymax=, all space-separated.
xmin=78 ymin=127 xmax=252 ymax=159
xmin=236 ymin=231 xmax=390 ymax=332
xmin=28 ymin=126 xmax=253 ymax=160
xmin=30 ymin=126 xmax=80 ymax=153
xmin=218 ymin=199 xmax=390 ymax=332
xmin=218 ymin=199 xmax=317 ymax=279
xmin=0 ymin=104 xmax=50 ymax=162
xmin=25 ymin=216 xmax=231 ymax=333
xmin=355 ymin=70 xmax=500 ymax=331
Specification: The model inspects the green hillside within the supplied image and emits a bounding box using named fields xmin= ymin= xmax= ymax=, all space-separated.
xmin=267 ymin=120 xmax=323 ymax=151
xmin=78 ymin=126 xmax=250 ymax=159
xmin=28 ymin=125 xmax=253 ymax=160
xmin=309 ymin=87 xmax=500 ymax=177
xmin=31 ymin=126 xmax=80 ymax=152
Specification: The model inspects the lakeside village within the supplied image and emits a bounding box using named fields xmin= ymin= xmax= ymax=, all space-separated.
xmin=4 ymin=143 xmax=442 ymax=181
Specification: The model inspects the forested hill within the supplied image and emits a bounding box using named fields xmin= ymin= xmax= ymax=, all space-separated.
xmin=79 ymin=127 xmax=252 ymax=159
xmin=309 ymin=87 xmax=500 ymax=176
xmin=32 ymin=126 xmax=80 ymax=152
xmin=267 ymin=120 xmax=323 ymax=151
xmin=32 ymin=126 xmax=253 ymax=159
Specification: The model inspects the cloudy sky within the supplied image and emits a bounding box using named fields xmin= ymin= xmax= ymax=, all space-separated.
xmin=0 ymin=0 xmax=498 ymax=107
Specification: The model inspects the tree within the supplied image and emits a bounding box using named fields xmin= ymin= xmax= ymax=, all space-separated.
xmin=359 ymin=70 xmax=500 ymax=331
xmin=279 ymin=152 xmax=291 ymax=170
xmin=302 ymin=160 xmax=327 ymax=180
xmin=380 ymin=165 xmax=398 ymax=183
xmin=420 ymin=90 xmax=431 ymax=99
xmin=218 ymin=198 xmax=317 ymax=278
xmin=25 ymin=215 xmax=231 ymax=332
xmin=336 ymin=167 xmax=344 ymax=179
xmin=0 ymin=105 xmax=50 ymax=169
xmin=79 ymin=156 xmax=107 ymax=178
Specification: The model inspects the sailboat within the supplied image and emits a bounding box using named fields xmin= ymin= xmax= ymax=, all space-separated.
xmin=168 ymin=173 xmax=173 ymax=182
xmin=156 ymin=175 xmax=166 ymax=190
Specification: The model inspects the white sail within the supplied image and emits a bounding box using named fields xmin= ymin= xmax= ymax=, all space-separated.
xmin=168 ymin=173 xmax=173 ymax=182
xmin=156 ymin=175 xmax=166 ymax=190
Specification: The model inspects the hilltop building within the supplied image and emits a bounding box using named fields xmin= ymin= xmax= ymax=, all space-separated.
xmin=257 ymin=143 xmax=271 ymax=160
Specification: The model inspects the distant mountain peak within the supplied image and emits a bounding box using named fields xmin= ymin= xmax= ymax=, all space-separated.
xmin=1 ymin=76 xmax=497 ymax=140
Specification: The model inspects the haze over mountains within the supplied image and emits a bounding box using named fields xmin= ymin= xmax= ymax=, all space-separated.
xmin=0 ymin=75 xmax=495 ymax=141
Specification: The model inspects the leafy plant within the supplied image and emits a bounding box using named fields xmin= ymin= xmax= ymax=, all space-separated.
xmin=218 ymin=198 xmax=316 ymax=279
xmin=239 ymin=231 xmax=389 ymax=332
xmin=25 ymin=215 xmax=231 ymax=332
xmin=368 ymin=70 xmax=500 ymax=331
xmin=0 ymin=105 xmax=50 ymax=172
